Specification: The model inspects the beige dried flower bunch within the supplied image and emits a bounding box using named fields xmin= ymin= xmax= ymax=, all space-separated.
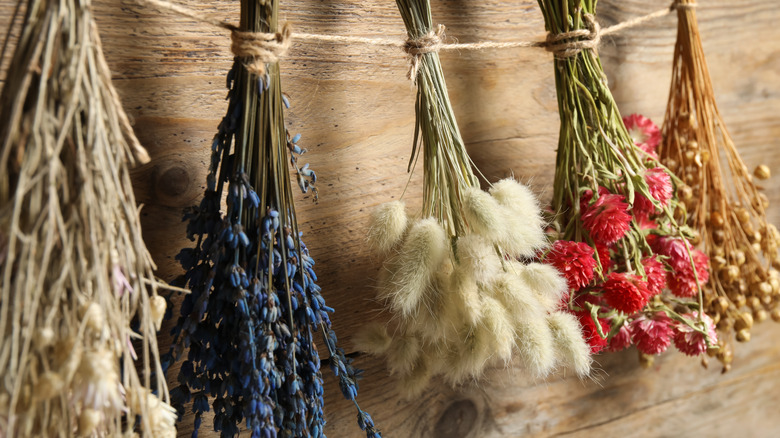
xmin=0 ymin=0 xmax=174 ymax=435
xmin=659 ymin=0 xmax=780 ymax=371
xmin=356 ymin=0 xmax=592 ymax=397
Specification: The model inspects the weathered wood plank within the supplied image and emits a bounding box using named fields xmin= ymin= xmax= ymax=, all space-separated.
xmin=2 ymin=0 xmax=780 ymax=436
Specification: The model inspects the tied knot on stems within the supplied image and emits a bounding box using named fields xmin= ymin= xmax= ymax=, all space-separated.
xmin=230 ymin=21 xmax=292 ymax=76
xmin=544 ymin=13 xmax=600 ymax=59
xmin=404 ymin=23 xmax=445 ymax=80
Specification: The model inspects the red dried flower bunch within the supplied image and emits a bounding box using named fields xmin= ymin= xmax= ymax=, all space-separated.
xmin=544 ymin=114 xmax=718 ymax=363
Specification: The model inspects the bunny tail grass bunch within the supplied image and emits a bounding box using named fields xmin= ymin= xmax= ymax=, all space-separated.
xmin=659 ymin=0 xmax=780 ymax=372
xmin=166 ymin=1 xmax=379 ymax=437
xmin=536 ymin=0 xmax=718 ymax=366
xmin=0 ymin=0 xmax=173 ymax=435
xmin=356 ymin=0 xmax=593 ymax=397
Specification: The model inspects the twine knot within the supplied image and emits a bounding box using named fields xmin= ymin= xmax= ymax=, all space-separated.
xmin=404 ymin=24 xmax=445 ymax=80
xmin=230 ymin=22 xmax=292 ymax=76
xmin=544 ymin=13 xmax=601 ymax=59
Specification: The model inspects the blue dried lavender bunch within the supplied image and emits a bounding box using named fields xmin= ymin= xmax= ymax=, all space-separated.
xmin=165 ymin=1 xmax=380 ymax=437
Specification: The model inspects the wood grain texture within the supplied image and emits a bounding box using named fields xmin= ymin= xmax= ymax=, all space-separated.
xmin=2 ymin=0 xmax=780 ymax=436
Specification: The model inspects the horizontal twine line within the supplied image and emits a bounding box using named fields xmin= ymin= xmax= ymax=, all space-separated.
xmin=135 ymin=0 xmax=696 ymax=79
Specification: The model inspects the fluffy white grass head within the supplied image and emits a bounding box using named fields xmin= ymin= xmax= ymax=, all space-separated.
xmin=385 ymin=333 xmax=422 ymax=376
xmin=489 ymin=179 xmax=543 ymax=224
xmin=383 ymin=218 xmax=447 ymax=316
xmin=517 ymin=262 xmax=568 ymax=312
xmin=515 ymin=318 xmax=556 ymax=379
xmin=367 ymin=201 xmax=408 ymax=255
xmin=402 ymin=276 xmax=448 ymax=343
xmin=398 ymin=355 xmax=434 ymax=399
xmin=487 ymin=273 xmax=546 ymax=323
xmin=449 ymin=269 xmax=483 ymax=326
xmin=497 ymin=209 xmax=548 ymax=258
xmin=547 ymin=311 xmax=592 ymax=377
xmin=456 ymin=234 xmax=501 ymax=284
xmin=462 ymin=187 xmax=506 ymax=242
xmin=480 ymin=295 xmax=516 ymax=365
xmin=352 ymin=322 xmax=392 ymax=355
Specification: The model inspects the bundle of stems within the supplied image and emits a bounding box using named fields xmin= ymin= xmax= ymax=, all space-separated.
xmin=167 ymin=0 xmax=379 ymax=436
xmin=0 ymin=0 xmax=173 ymax=435
xmin=397 ymin=0 xmax=480 ymax=238
xmin=358 ymin=0 xmax=594 ymax=396
xmin=659 ymin=0 xmax=780 ymax=371
xmin=537 ymin=0 xmax=714 ymax=362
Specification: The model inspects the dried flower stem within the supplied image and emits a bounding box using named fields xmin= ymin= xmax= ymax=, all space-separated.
xmin=659 ymin=0 xmax=780 ymax=370
xmin=0 ymin=0 xmax=170 ymax=435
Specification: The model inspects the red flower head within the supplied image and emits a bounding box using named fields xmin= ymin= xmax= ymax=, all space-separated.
xmin=576 ymin=312 xmax=609 ymax=353
xmin=595 ymin=243 xmax=612 ymax=272
xmin=673 ymin=312 xmax=718 ymax=356
xmin=630 ymin=312 xmax=674 ymax=355
xmin=623 ymin=114 xmax=661 ymax=159
xmin=607 ymin=322 xmax=632 ymax=352
xmin=582 ymin=191 xmax=632 ymax=244
xmin=654 ymin=237 xmax=710 ymax=297
xmin=634 ymin=168 xmax=673 ymax=216
xmin=642 ymin=256 xmax=666 ymax=295
xmin=667 ymin=249 xmax=710 ymax=298
xmin=602 ymin=272 xmax=652 ymax=314
xmin=547 ymin=240 xmax=597 ymax=291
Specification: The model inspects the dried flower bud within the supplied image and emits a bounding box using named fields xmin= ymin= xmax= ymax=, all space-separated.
xmin=736 ymin=208 xmax=751 ymax=224
xmin=736 ymin=329 xmax=751 ymax=343
xmin=732 ymin=250 xmax=746 ymax=266
xmin=713 ymin=246 xmax=726 ymax=258
xmin=753 ymin=243 xmax=762 ymax=253
xmin=716 ymin=343 xmax=733 ymax=364
xmin=81 ymin=302 xmax=105 ymax=333
xmin=715 ymin=296 xmax=730 ymax=314
xmin=687 ymin=140 xmax=699 ymax=150
xmin=79 ymin=409 xmax=102 ymax=436
xmin=679 ymin=185 xmax=693 ymax=201
xmin=771 ymin=308 xmax=780 ymax=323
xmin=711 ymin=256 xmax=727 ymax=270
xmin=749 ymin=296 xmax=762 ymax=309
xmin=762 ymin=294 xmax=773 ymax=305
xmin=754 ymin=309 xmax=768 ymax=323
xmin=699 ymin=149 xmax=711 ymax=163
xmin=33 ymin=372 xmax=64 ymax=401
xmin=716 ymin=317 xmax=732 ymax=331
xmin=738 ymin=279 xmax=749 ymax=295
xmin=720 ymin=266 xmax=740 ymax=284
xmin=734 ymin=312 xmax=754 ymax=331
xmin=770 ymin=277 xmax=780 ymax=295
xmin=690 ymin=229 xmax=702 ymax=245
xmin=713 ymin=230 xmax=726 ymax=246
xmin=759 ymin=193 xmax=770 ymax=209
xmin=709 ymin=211 xmax=725 ymax=228
xmin=684 ymin=150 xmax=696 ymax=164
xmin=150 ymin=295 xmax=167 ymax=331
xmin=734 ymin=294 xmax=747 ymax=308
xmin=754 ymin=164 xmax=771 ymax=180
xmin=639 ymin=352 xmax=654 ymax=369
xmin=34 ymin=327 xmax=55 ymax=350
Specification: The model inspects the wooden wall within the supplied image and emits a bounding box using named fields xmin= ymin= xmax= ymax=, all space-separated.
xmin=3 ymin=0 xmax=780 ymax=436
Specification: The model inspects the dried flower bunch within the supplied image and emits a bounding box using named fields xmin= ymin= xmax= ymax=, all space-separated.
xmin=536 ymin=0 xmax=717 ymax=365
xmin=166 ymin=0 xmax=379 ymax=437
xmin=356 ymin=0 xmax=593 ymax=396
xmin=0 ymin=0 xmax=173 ymax=435
xmin=659 ymin=0 xmax=780 ymax=371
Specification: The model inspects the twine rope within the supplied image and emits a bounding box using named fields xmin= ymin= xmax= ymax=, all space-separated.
xmin=136 ymin=0 xmax=696 ymax=76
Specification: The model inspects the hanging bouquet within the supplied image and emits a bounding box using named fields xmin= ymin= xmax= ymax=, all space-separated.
xmin=356 ymin=0 xmax=593 ymax=396
xmin=0 ymin=0 xmax=173 ymax=435
xmin=536 ymin=0 xmax=717 ymax=366
xmin=659 ymin=0 xmax=780 ymax=371
xmin=165 ymin=0 xmax=379 ymax=436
